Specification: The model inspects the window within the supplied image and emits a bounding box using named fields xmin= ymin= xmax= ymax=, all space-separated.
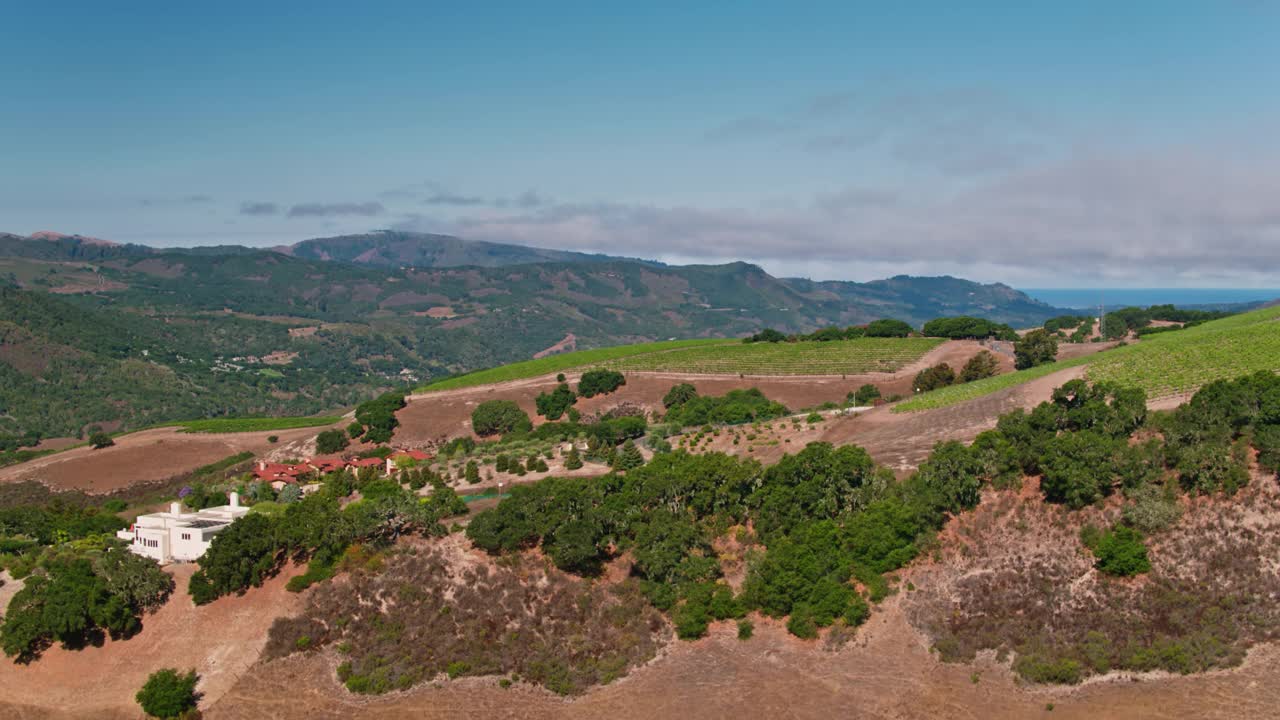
xmin=181 ymin=533 xmax=191 ymax=540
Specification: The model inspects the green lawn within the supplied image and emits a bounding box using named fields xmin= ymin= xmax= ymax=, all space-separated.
xmin=895 ymin=305 xmax=1280 ymax=412
xmin=417 ymin=339 xmax=733 ymax=391
xmin=604 ymin=337 xmax=944 ymax=375
xmin=167 ymin=416 xmax=343 ymax=433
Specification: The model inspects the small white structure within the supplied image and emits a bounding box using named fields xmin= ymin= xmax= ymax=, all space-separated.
xmin=115 ymin=492 xmax=250 ymax=564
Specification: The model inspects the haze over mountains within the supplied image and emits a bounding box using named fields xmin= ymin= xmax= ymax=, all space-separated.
xmin=0 ymin=228 xmax=1065 ymax=439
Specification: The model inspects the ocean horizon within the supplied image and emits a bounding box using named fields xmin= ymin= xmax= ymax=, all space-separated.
xmin=1021 ymin=288 xmax=1280 ymax=310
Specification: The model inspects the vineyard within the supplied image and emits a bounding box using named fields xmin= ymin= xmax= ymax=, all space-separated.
xmin=603 ymin=337 xmax=944 ymax=376
xmin=896 ymin=304 xmax=1280 ymax=412
xmin=417 ymin=339 xmax=732 ymax=391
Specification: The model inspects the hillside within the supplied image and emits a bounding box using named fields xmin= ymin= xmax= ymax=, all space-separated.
xmin=897 ymin=304 xmax=1280 ymax=412
xmin=0 ymin=230 xmax=1066 ymax=440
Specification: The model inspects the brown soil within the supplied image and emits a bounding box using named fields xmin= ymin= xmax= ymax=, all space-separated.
xmin=0 ymin=563 xmax=303 ymax=720
xmin=0 ymin=423 xmax=341 ymax=494
xmin=817 ymin=365 xmax=1089 ymax=470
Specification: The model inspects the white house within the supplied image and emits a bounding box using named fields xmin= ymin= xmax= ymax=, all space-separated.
xmin=115 ymin=492 xmax=251 ymax=564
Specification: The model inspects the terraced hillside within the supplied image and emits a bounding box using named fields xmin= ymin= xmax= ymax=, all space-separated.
xmin=897 ymin=304 xmax=1280 ymax=411
xmin=604 ymin=337 xmax=945 ymax=376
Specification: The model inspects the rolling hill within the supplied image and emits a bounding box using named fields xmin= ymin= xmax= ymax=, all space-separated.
xmin=0 ymin=229 xmax=1068 ymax=440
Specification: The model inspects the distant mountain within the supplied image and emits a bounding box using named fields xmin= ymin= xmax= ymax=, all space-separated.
xmin=0 ymin=229 xmax=1069 ymax=439
xmin=282 ymin=230 xmax=659 ymax=269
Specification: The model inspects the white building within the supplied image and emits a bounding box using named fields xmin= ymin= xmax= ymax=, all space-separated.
xmin=115 ymin=492 xmax=250 ymax=564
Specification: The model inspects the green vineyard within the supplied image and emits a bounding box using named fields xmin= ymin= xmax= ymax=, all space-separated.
xmin=896 ymin=304 xmax=1280 ymax=412
xmin=604 ymin=337 xmax=944 ymax=376
xmin=417 ymin=339 xmax=733 ymax=391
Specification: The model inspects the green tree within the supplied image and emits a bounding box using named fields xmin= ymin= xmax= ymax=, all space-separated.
xmin=915 ymin=441 xmax=984 ymax=513
xmin=959 ymin=350 xmax=1000 ymax=382
xmin=315 ymin=429 xmax=349 ymax=454
xmin=663 ymin=383 xmax=699 ymax=409
xmin=88 ymin=432 xmax=114 ymax=449
xmin=347 ymin=421 xmax=364 ymax=439
xmin=1014 ymin=329 xmax=1059 ymax=370
xmin=535 ymin=383 xmax=577 ymax=420
xmin=613 ymin=439 xmax=644 ymax=471
xmin=913 ymin=363 xmax=956 ymax=393
xmin=864 ymin=318 xmax=913 ymax=337
xmin=471 ymin=400 xmax=532 ymax=437
xmin=136 ymin=668 xmax=200 ymax=719
xmin=1101 ymin=314 xmax=1128 ymax=340
xmin=465 ymin=460 xmax=480 ymax=484
xmin=564 ymin=445 xmax=584 ymax=470
xmin=578 ymin=369 xmax=627 ymax=398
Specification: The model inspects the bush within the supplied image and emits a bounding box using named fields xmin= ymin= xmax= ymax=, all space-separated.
xmin=913 ymin=363 xmax=956 ymax=393
xmin=578 ymin=369 xmax=626 ymax=398
xmin=737 ymin=618 xmax=754 ymax=640
xmin=315 ymin=429 xmax=349 ymax=455
xmin=136 ymin=668 xmax=199 ymax=719
xmin=88 ymin=432 xmax=114 ymax=450
xmin=1087 ymin=525 xmax=1151 ymax=576
xmin=1121 ymin=484 xmax=1182 ymax=533
xmin=267 ymin=435 xmax=278 ymax=444
xmin=471 ymin=400 xmax=532 ymax=437
xmin=958 ymin=351 xmax=1000 ymax=382
xmin=347 ymin=421 xmax=365 ymax=439
xmin=1014 ymin=654 xmax=1082 ymax=684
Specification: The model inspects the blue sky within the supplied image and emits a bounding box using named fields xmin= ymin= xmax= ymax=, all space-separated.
xmin=3 ymin=1 xmax=1279 ymax=286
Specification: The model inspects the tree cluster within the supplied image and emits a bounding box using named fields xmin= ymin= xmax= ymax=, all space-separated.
xmin=577 ymin=369 xmax=626 ymax=398
xmin=921 ymin=317 xmax=1017 ymax=340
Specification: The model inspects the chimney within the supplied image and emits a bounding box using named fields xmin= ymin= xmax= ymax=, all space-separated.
xmin=230 ymin=491 xmax=240 ymax=508
xmin=169 ymin=502 xmax=181 ymax=515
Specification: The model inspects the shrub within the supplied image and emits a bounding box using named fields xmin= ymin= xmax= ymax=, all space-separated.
xmin=347 ymin=421 xmax=364 ymax=439
xmin=737 ymin=618 xmax=754 ymax=640
xmin=135 ymin=668 xmax=199 ymax=719
xmin=564 ymin=446 xmax=583 ymax=470
xmin=805 ymin=412 xmax=823 ymax=424
xmin=1087 ymin=525 xmax=1151 ymax=576
xmin=578 ymin=369 xmax=626 ymax=398
xmin=1015 ymin=654 xmax=1082 ymax=684
xmin=1121 ymin=484 xmax=1183 ymax=533
xmin=958 ymin=350 xmax=1000 ymax=382
xmin=786 ymin=605 xmax=818 ymax=639
xmin=267 ymin=435 xmax=278 ymax=444
xmin=88 ymin=432 xmax=114 ymax=450
xmin=913 ymin=363 xmax=956 ymax=393
xmin=471 ymin=401 xmax=532 ymax=437
xmin=316 ymin=429 xmax=349 ymax=455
